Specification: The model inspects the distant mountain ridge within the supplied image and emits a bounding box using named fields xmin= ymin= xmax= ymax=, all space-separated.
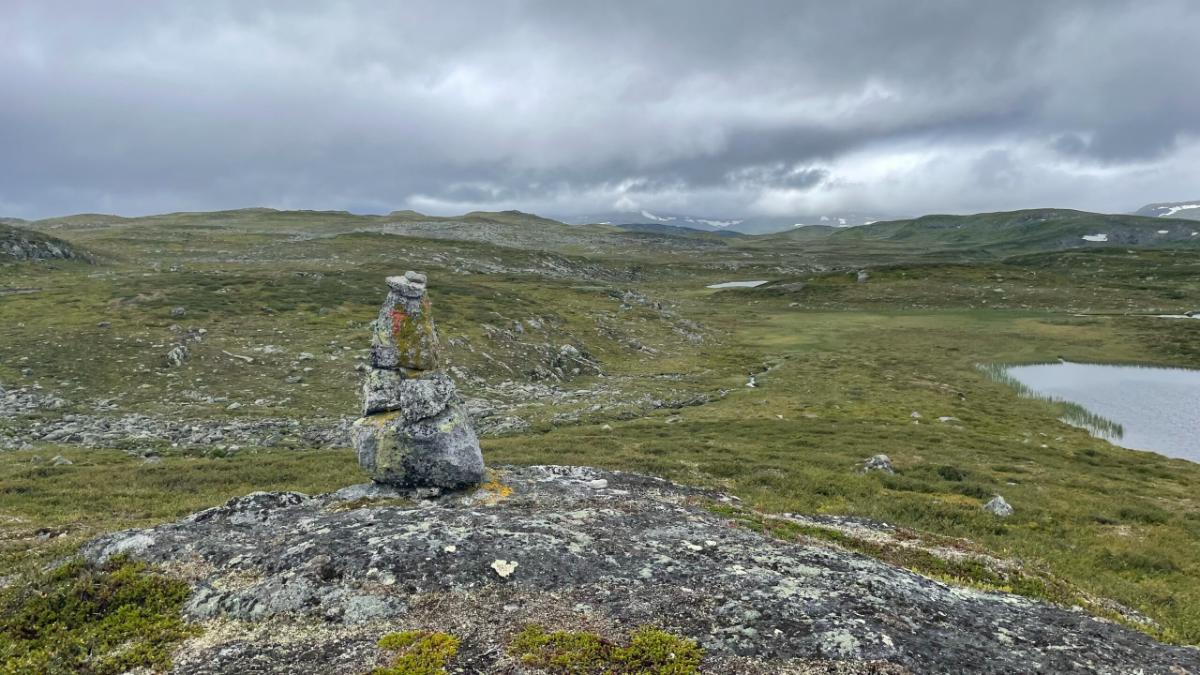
xmin=557 ymin=210 xmax=892 ymax=234
xmin=15 ymin=206 xmax=1200 ymax=261
xmin=766 ymin=208 xmax=1200 ymax=255
xmin=1135 ymin=201 xmax=1200 ymax=221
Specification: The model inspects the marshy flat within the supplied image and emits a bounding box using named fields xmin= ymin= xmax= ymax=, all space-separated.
xmin=1005 ymin=362 xmax=1200 ymax=462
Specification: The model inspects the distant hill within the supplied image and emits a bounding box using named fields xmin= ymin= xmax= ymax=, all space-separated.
xmin=1135 ymin=201 xmax=1200 ymax=221
xmin=461 ymin=210 xmax=568 ymax=228
xmin=766 ymin=224 xmax=840 ymax=241
xmin=759 ymin=209 xmax=1200 ymax=257
xmin=614 ymin=222 xmax=743 ymax=238
xmin=0 ymin=222 xmax=89 ymax=262
xmin=558 ymin=210 xmax=893 ymax=234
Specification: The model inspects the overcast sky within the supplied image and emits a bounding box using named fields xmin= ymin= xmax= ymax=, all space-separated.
xmin=3 ymin=1 xmax=1199 ymax=220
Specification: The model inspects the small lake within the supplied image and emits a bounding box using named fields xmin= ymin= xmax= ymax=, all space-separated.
xmin=1004 ymin=362 xmax=1200 ymax=462
xmin=707 ymin=280 xmax=769 ymax=289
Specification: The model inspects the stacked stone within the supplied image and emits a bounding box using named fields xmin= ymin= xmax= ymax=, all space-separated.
xmin=351 ymin=272 xmax=485 ymax=489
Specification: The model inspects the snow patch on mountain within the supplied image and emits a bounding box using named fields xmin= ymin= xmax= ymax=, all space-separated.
xmin=1156 ymin=204 xmax=1200 ymax=217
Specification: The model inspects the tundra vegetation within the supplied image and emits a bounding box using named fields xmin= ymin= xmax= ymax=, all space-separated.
xmin=1 ymin=208 xmax=1199 ymax=668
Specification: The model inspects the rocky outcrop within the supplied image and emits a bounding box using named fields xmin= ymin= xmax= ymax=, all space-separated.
xmin=83 ymin=465 xmax=1200 ymax=674
xmin=0 ymin=223 xmax=87 ymax=262
xmin=352 ymin=273 xmax=485 ymax=489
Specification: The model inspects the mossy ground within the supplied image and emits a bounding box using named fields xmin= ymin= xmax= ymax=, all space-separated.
xmin=373 ymin=630 xmax=460 ymax=675
xmin=0 ymin=555 xmax=193 ymax=674
xmin=2 ymin=212 xmax=1199 ymax=654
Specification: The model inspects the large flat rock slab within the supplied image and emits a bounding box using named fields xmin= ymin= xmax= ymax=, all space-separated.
xmin=83 ymin=465 xmax=1199 ymax=674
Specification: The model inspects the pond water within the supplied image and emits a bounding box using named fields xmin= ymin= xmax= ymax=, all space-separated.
xmin=1004 ymin=362 xmax=1200 ymax=462
xmin=707 ymin=280 xmax=769 ymax=289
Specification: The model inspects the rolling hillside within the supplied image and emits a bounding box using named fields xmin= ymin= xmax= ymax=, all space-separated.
xmin=763 ymin=209 xmax=1200 ymax=257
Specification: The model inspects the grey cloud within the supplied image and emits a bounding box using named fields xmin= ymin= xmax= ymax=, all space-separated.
xmin=1 ymin=0 xmax=1198 ymax=219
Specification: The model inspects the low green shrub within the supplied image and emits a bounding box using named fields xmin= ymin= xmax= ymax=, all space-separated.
xmin=0 ymin=555 xmax=193 ymax=675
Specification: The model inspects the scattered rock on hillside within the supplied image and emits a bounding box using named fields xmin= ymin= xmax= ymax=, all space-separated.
xmin=82 ymin=465 xmax=1200 ymax=674
xmin=165 ymin=344 xmax=190 ymax=367
xmin=860 ymin=454 xmax=894 ymax=474
xmin=983 ymin=495 xmax=1014 ymax=517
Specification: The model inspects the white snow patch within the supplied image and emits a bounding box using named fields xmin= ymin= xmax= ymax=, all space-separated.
xmin=707 ymin=280 xmax=769 ymax=289
xmin=1157 ymin=314 xmax=1200 ymax=320
xmin=1156 ymin=204 xmax=1200 ymax=217
xmin=864 ymin=220 xmax=876 ymax=225
xmin=1081 ymin=234 xmax=1108 ymax=242
xmin=1157 ymin=230 xmax=1170 ymax=234
xmin=640 ymin=210 xmax=674 ymax=222
xmin=697 ymin=218 xmax=743 ymax=227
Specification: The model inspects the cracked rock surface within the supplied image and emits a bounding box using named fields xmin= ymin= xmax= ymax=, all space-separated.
xmin=83 ymin=465 xmax=1200 ymax=674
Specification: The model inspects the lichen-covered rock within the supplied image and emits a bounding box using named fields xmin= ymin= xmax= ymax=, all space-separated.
xmin=81 ymin=466 xmax=1200 ymax=674
xmin=361 ymin=369 xmax=456 ymax=418
xmin=354 ymin=273 xmax=485 ymax=489
xmin=351 ymin=405 xmax=484 ymax=488
xmin=370 ymin=271 xmax=439 ymax=371
xmin=860 ymin=454 xmax=894 ymax=474
xmin=165 ymin=344 xmax=189 ymax=367
xmin=983 ymin=495 xmax=1014 ymax=517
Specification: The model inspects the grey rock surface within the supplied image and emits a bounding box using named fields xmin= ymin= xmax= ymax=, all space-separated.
xmin=361 ymin=370 xmax=456 ymax=419
xmin=860 ymin=454 xmax=894 ymax=474
xmin=983 ymin=495 xmax=1014 ymax=517
xmin=82 ymin=465 xmax=1200 ymax=675
xmin=351 ymin=404 xmax=483 ymax=488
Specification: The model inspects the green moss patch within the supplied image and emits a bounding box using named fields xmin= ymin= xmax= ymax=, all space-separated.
xmin=509 ymin=625 xmax=703 ymax=674
xmin=0 ymin=555 xmax=194 ymax=674
xmin=373 ymin=630 xmax=460 ymax=675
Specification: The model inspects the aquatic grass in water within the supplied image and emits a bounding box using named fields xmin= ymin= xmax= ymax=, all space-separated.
xmin=978 ymin=363 xmax=1125 ymax=440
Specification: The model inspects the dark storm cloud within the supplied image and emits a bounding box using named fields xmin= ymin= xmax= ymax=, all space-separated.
xmin=2 ymin=0 xmax=1198 ymax=219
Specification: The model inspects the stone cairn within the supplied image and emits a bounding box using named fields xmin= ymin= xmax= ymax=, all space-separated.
xmin=351 ymin=272 xmax=485 ymax=489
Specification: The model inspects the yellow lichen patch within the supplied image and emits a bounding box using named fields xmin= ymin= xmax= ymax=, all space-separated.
xmin=475 ymin=470 xmax=514 ymax=505
xmin=358 ymin=411 xmax=402 ymax=427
